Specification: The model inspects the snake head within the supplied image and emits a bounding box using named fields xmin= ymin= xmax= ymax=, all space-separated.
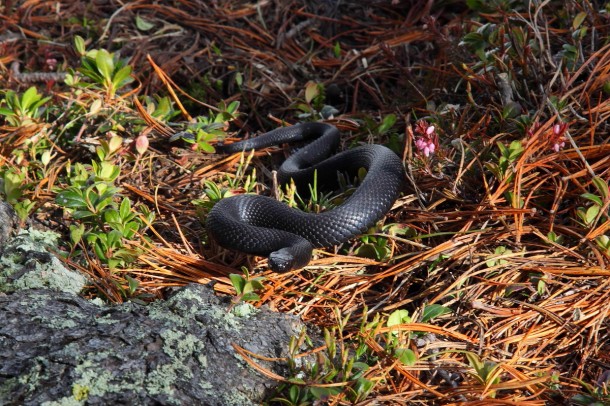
xmin=268 ymin=242 xmax=312 ymax=273
xmin=268 ymin=249 xmax=296 ymax=273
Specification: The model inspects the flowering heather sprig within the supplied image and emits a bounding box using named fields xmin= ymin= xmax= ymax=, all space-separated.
xmin=527 ymin=121 xmax=568 ymax=152
xmin=551 ymin=122 xmax=568 ymax=152
xmin=414 ymin=120 xmax=438 ymax=157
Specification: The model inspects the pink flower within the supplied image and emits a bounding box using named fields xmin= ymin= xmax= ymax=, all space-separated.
xmin=414 ymin=120 xmax=438 ymax=157
xmin=527 ymin=120 xmax=568 ymax=153
xmin=550 ymin=122 xmax=568 ymax=152
xmin=46 ymin=58 xmax=58 ymax=70
xmin=552 ymin=141 xmax=565 ymax=152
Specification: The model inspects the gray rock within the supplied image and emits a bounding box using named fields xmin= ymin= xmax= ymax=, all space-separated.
xmin=0 ymin=283 xmax=303 ymax=405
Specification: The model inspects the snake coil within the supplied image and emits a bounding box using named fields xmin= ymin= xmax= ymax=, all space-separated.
xmin=206 ymin=122 xmax=405 ymax=272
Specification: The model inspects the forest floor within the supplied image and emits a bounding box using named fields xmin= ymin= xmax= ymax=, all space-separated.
xmin=1 ymin=1 xmax=610 ymax=404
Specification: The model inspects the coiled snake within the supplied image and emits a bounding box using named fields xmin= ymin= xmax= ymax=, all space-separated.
xmin=206 ymin=122 xmax=406 ymax=272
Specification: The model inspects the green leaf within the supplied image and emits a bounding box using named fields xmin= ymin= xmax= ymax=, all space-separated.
xmin=234 ymin=72 xmax=243 ymax=87
xmin=355 ymin=243 xmax=379 ymax=259
xmin=508 ymin=140 xmax=524 ymax=160
xmin=56 ymin=188 xmax=87 ymax=209
xmin=197 ymin=141 xmax=216 ymax=154
xmin=352 ymin=378 xmax=375 ymax=401
xmin=229 ymin=274 xmax=245 ymax=295
xmin=572 ymin=11 xmax=587 ymax=30
xmin=135 ymin=15 xmax=155 ymax=31
xmin=497 ymin=141 xmax=509 ymax=158
xmin=226 ymin=100 xmax=240 ymax=115
xmin=581 ymin=193 xmax=603 ymax=207
xmin=585 ymin=205 xmax=600 ymax=225
xmin=74 ymin=35 xmax=86 ymax=55
xmin=72 ymin=210 xmax=96 ymax=220
xmin=592 ymin=176 xmax=609 ymax=200
xmin=464 ymin=352 xmax=485 ymax=375
xmin=0 ymin=107 xmax=16 ymax=117
xmin=333 ymin=41 xmax=341 ymax=58
xmin=305 ymin=81 xmax=320 ymax=104
xmin=310 ymin=386 xmax=341 ymax=400
xmin=395 ymin=347 xmax=417 ymax=366
xmin=69 ymin=224 xmax=85 ymax=245
xmin=20 ymin=87 xmax=40 ymax=111
xmin=387 ymin=309 xmax=410 ymax=327
xmin=465 ymin=352 xmax=499 ymax=384
xmin=421 ymin=304 xmax=451 ymax=322
xmin=378 ymin=114 xmax=397 ymax=135
xmin=241 ymin=292 xmax=260 ymax=302
xmin=289 ymin=385 xmax=300 ymax=402
xmin=125 ymin=275 xmax=140 ymax=295
xmin=104 ymin=209 xmax=121 ymax=224
xmin=95 ymin=49 xmax=115 ymax=82
xmin=107 ymin=230 xmax=123 ymax=247
xmin=119 ymin=198 xmax=132 ymax=219
xmin=249 ymin=278 xmax=265 ymax=290
xmin=112 ymin=65 xmax=133 ymax=90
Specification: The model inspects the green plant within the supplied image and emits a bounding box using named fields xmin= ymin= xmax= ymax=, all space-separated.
xmin=0 ymin=86 xmax=51 ymax=127
xmin=355 ymin=233 xmax=392 ymax=261
xmin=272 ymin=308 xmax=376 ymax=404
xmin=421 ymin=304 xmax=452 ymax=323
xmin=294 ymin=82 xmax=338 ymax=120
xmin=229 ymin=268 xmax=265 ymax=303
xmin=171 ymin=101 xmax=240 ymax=153
xmin=0 ymin=168 xmax=36 ymax=221
xmin=571 ymin=376 xmax=610 ymax=406
xmin=355 ymin=223 xmax=411 ymax=262
xmin=66 ymin=36 xmax=134 ymax=99
xmin=485 ymin=246 xmax=512 ymax=267
xmin=143 ymin=95 xmax=180 ymax=121
xmin=465 ymin=352 xmax=502 ymax=391
xmin=386 ymin=309 xmax=418 ymax=366
xmin=193 ymin=149 xmax=257 ymax=215
xmin=95 ymin=134 xmax=124 ymax=162
xmin=486 ymin=140 xmax=524 ymax=183
xmin=576 ymin=177 xmax=609 ymax=229
xmin=55 ymin=161 xmax=154 ymax=269
xmin=281 ymin=170 xmax=338 ymax=214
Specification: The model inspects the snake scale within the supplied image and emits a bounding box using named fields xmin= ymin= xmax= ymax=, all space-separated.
xmin=206 ymin=122 xmax=406 ymax=272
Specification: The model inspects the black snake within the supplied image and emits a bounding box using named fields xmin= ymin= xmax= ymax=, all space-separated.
xmin=206 ymin=122 xmax=406 ymax=272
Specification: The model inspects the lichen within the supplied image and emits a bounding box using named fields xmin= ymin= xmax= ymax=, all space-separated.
xmin=231 ymin=302 xmax=258 ymax=318
xmin=160 ymin=329 xmax=206 ymax=361
xmin=148 ymin=287 xmax=242 ymax=331
xmin=0 ymin=228 xmax=86 ymax=294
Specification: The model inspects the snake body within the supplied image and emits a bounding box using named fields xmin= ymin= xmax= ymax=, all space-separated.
xmin=206 ymin=122 xmax=405 ymax=272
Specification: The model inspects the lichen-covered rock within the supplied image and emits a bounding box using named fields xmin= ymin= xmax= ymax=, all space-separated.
xmin=0 ymin=200 xmax=19 ymax=245
xmin=0 ymin=284 xmax=304 ymax=405
xmin=0 ymin=228 xmax=86 ymax=294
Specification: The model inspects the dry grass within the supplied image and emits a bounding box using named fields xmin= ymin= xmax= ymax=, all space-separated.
xmin=1 ymin=0 xmax=610 ymax=403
